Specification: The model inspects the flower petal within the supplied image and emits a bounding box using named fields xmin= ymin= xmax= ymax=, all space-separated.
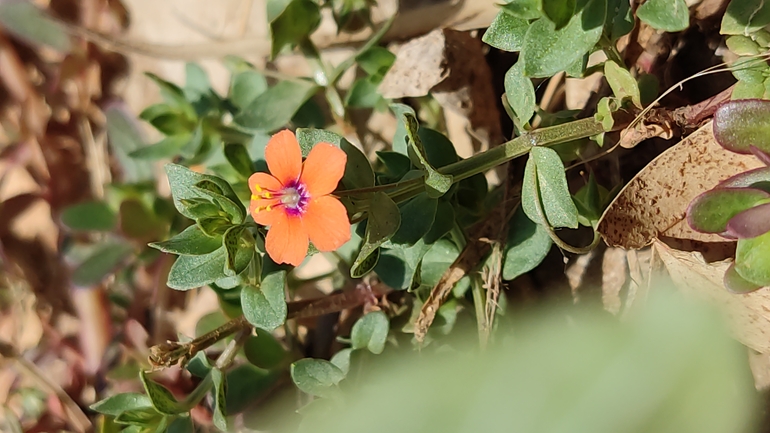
xmin=265 ymin=130 xmax=302 ymax=185
xmin=303 ymin=195 xmax=351 ymax=251
xmin=300 ymin=142 xmax=347 ymax=197
xmin=265 ymin=213 xmax=308 ymax=266
xmin=249 ymin=172 xmax=282 ymax=194
xmin=250 ymin=200 xmax=282 ymax=226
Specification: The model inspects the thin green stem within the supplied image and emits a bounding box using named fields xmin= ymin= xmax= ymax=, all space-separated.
xmin=300 ymin=38 xmax=346 ymax=120
xmin=600 ymin=35 xmax=624 ymax=67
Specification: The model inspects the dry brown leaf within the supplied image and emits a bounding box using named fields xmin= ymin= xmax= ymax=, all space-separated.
xmin=653 ymin=240 xmax=770 ymax=353
xmin=598 ymin=121 xmax=764 ymax=249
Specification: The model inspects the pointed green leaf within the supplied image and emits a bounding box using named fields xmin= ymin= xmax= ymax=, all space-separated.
xmin=352 ymin=192 xmax=400 ymax=278
xmin=505 ymin=60 xmax=536 ymax=124
xmin=165 ymin=163 xmax=245 ymax=222
xmin=503 ymin=207 xmax=552 ymax=280
xmin=61 ymin=201 xmax=116 ymax=232
xmin=90 ymin=393 xmax=153 ymax=416
xmin=637 ymin=0 xmax=689 ymax=32
xmin=604 ymin=60 xmax=641 ymax=108
xmin=234 ymin=79 xmax=318 ymax=132
xmin=211 ymin=368 xmax=228 ymax=432
xmin=402 ymin=113 xmax=452 ymax=197
xmin=241 ymin=269 xmax=287 ymax=330
xmin=167 ymin=246 xmax=228 ymax=290
xmin=224 ymin=143 xmax=255 ymax=179
xmin=522 ymin=146 xmax=578 ymax=228
xmin=721 ymin=0 xmax=770 ymax=35
xmin=0 ymin=0 xmax=71 ymax=51
xmin=139 ymin=370 xmax=187 ymax=415
xmin=482 ymin=11 xmax=530 ymax=52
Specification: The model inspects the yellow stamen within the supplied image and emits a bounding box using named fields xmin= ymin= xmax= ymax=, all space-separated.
xmin=251 ymin=194 xmax=259 ymax=200
xmin=264 ymin=192 xmax=273 ymax=199
xmin=254 ymin=184 xmax=262 ymax=193
xmin=266 ymin=205 xmax=272 ymax=211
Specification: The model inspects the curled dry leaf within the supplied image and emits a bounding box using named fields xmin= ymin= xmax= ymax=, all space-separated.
xmin=653 ymin=240 xmax=770 ymax=354
xmin=598 ymin=122 xmax=764 ymax=250
xmin=379 ymin=28 xmax=503 ymax=145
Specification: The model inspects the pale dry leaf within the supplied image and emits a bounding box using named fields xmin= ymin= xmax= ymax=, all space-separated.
xmin=601 ymin=247 xmax=628 ymax=315
xmin=748 ymin=350 xmax=770 ymax=390
xmin=598 ymin=122 xmax=764 ymax=249
xmin=378 ymin=29 xmax=449 ymax=99
xmin=653 ymin=240 xmax=770 ymax=354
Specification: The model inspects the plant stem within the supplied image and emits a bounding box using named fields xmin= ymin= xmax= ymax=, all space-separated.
xmin=300 ymin=38 xmax=346 ymax=121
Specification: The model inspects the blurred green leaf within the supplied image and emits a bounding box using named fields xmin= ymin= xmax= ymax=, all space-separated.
xmin=61 ymin=201 xmax=116 ymax=232
xmin=330 ymin=348 xmax=353 ymax=375
xmin=390 ymin=104 xmax=417 ymax=155
xmin=637 ymin=0 xmax=689 ymax=32
xmin=374 ymin=239 xmax=431 ymax=290
xmin=223 ymin=225 xmax=253 ymax=276
xmin=606 ymin=0 xmax=633 ymax=41
xmin=345 ymin=77 xmax=385 ymax=108
xmin=300 ymin=292 xmax=758 ymax=433
xmin=503 ymin=207 xmax=552 ymax=280
xmin=113 ymin=407 xmax=162 ymax=426
xmin=234 ymin=79 xmax=318 ymax=132
xmin=351 ymin=311 xmax=389 ymax=354
xmin=0 ymin=0 xmax=71 ymax=51
xmin=145 ymin=73 xmax=196 ymax=119
xmin=225 ymin=364 xmax=279 ymax=414
xmin=269 ymin=0 xmax=322 ymax=58
xmin=390 ymin=193 xmax=438 ymax=245
xmin=105 ymin=105 xmax=153 ymax=182
xmin=402 ymin=113 xmax=452 ymax=198
xmin=129 ymin=134 xmax=191 ymax=160
xmin=244 ymin=330 xmax=287 ymax=369
xmin=224 ymin=143 xmax=255 ymax=180
xmin=229 ymin=70 xmax=269 ymax=111
xmin=118 ymin=199 xmax=167 ymax=242
xmin=352 ymin=192 xmax=400 ymax=278
xmin=167 ymin=417 xmax=194 ymax=433
xmin=72 ymin=241 xmax=134 ymax=287
xmin=291 ymin=359 xmax=345 ymax=398
xmin=355 ymin=46 xmax=395 ymax=78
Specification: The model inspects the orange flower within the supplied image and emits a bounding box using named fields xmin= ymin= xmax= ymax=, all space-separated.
xmin=249 ymin=130 xmax=351 ymax=266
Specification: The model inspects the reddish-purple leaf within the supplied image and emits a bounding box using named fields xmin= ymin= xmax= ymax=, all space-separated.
xmin=713 ymin=99 xmax=770 ymax=154
xmin=749 ymin=146 xmax=770 ymax=166
xmin=718 ymin=166 xmax=770 ymax=192
xmin=726 ymin=202 xmax=770 ymax=239
xmin=724 ymin=262 xmax=762 ymax=294
xmin=686 ymin=187 xmax=770 ymax=234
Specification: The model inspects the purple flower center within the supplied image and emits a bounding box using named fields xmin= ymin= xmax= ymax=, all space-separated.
xmin=280 ymin=180 xmax=309 ymax=217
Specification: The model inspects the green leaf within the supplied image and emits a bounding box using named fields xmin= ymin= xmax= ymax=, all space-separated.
xmin=390 ymin=193 xmax=438 ymax=245
xmin=241 ymin=269 xmax=287 ymax=330
xmin=234 ymin=79 xmax=318 ymax=132
xmin=352 ymin=192 xmax=401 ymax=278
xmin=167 ymin=417 xmax=194 ymax=433
xmin=61 ymin=201 xmax=116 ymax=232
xmin=726 ymin=35 xmax=762 ymax=55
xmin=223 ymin=226 xmax=253 ymax=276
xmin=686 ymin=188 xmax=770 ymax=233
xmin=713 ymin=99 xmax=770 ymax=154
xmin=503 ymin=207 xmax=552 ymax=280
xmin=269 ymin=0 xmax=322 ymax=58
xmin=376 ymin=151 xmax=412 ymax=183
xmin=0 ymin=0 xmax=71 ymax=51
xmin=113 ymin=407 xmax=162 ymax=426
xmin=505 ymin=61 xmax=537 ymax=124
xmin=290 ymin=359 xmax=345 ymax=398
xmin=129 ymin=134 xmax=190 ymax=160
xmin=224 ymin=143 xmax=255 ymax=179
xmin=330 ymin=348 xmax=353 ymax=375
xmin=105 ymin=105 xmax=153 ymax=183
xmin=522 ymin=146 xmax=579 ymax=229
xmin=139 ymin=370 xmax=187 ymax=415
xmin=732 ymin=80 xmax=766 ymax=99
xmin=604 ymin=60 xmax=641 ymax=108
xmin=420 ymin=128 xmax=458 ymax=168
xmin=423 ymin=201 xmax=455 ymax=244
xmin=165 ymin=163 xmax=245 ymax=222
xmin=637 ymin=0 xmax=689 ymax=32
xmin=346 ymin=77 xmax=385 ymax=108
xmin=721 ymin=0 xmax=770 ymax=35
xmin=482 ymin=11 xmax=530 ymax=52
xmin=244 ymin=330 xmax=287 ymax=369
xmin=355 ymin=46 xmax=396 ymax=77
xmin=374 ymin=240 xmax=432 ymax=290
xmin=731 ymin=57 xmax=769 ymax=84
xmin=351 ymin=311 xmax=389 ymax=354
xmin=184 ymin=62 xmax=210 ymax=97
xmin=420 ymin=239 xmax=460 ymax=287
xmin=139 ymin=104 xmax=191 ymax=136
xmin=225 ymin=364 xmax=279 ymax=414
xmin=118 ymin=199 xmax=166 ymax=242
xmin=521 ymin=0 xmax=605 ymax=77
xmin=402 ymin=113 xmax=452 ymax=197
xmin=90 ymin=393 xmax=153 ymax=416
xmin=72 ymin=241 xmax=134 ymax=287
xmin=501 ymin=0 xmax=543 ymax=20
xmin=211 ymin=368 xmax=228 ymax=432
xmin=167 ymin=247 xmax=228 ymax=290
xmin=735 ymin=230 xmax=770 ymax=286
xmin=144 ymin=73 xmax=196 ymax=119
xmin=390 ymin=103 xmax=417 ymax=154
xmin=229 ymin=70 xmax=268 ymax=111
xmin=186 ymin=351 xmax=214 ymax=378
xmin=543 ymin=0 xmax=575 ymax=29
